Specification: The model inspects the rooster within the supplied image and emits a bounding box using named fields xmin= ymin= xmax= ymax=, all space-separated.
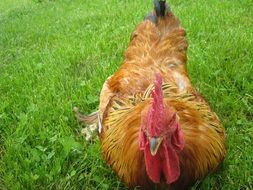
xmin=74 ymin=0 xmax=226 ymax=189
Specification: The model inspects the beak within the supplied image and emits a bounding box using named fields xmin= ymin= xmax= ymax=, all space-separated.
xmin=149 ymin=137 xmax=163 ymax=156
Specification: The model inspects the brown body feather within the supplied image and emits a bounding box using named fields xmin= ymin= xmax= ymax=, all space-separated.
xmin=76 ymin=4 xmax=226 ymax=190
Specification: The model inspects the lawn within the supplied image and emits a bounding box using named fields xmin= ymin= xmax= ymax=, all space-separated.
xmin=0 ymin=0 xmax=252 ymax=189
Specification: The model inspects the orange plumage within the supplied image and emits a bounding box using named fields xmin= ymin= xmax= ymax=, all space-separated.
xmin=75 ymin=1 xmax=226 ymax=189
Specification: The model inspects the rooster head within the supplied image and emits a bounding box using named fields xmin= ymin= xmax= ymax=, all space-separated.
xmin=139 ymin=73 xmax=185 ymax=184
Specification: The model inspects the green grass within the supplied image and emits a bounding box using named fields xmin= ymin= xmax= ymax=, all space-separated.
xmin=0 ymin=0 xmax=252 ymax=189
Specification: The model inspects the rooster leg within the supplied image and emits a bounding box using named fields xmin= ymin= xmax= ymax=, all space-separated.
xmin=73 ymin=107 xmax=99 ymax=141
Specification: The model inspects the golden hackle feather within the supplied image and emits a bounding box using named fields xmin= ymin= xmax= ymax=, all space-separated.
xmin=101 ymin=84 xmax=225 ymax=188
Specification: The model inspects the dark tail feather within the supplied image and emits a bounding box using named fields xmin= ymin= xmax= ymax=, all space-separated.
xmin=145 ymin=0 xmax=170 ymax=23
xmin=154 ymin=0 xmax=169 ymax=17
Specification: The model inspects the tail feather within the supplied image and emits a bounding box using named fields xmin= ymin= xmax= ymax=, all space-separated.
xmin=73 ymin=107 xmax=98 ymax=126
xmin=145 ymin=12 xmax=157 ymax=23
xmin=154 ymin=0 xmax=169 ymax=17
xmin=73 ymin=107 xmax=101 ymax=141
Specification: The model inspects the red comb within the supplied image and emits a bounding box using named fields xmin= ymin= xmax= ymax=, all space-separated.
xmin=148 ymin=73 xmax=165 ymax=135
xmin=152 ymin=73 xmax=163 ymax=102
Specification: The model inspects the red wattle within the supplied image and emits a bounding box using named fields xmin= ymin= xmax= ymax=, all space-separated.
xmin=143 ymin=121 xmax=185 ymax=184
xmin=162 ymin=142 xmax=181 ymax=183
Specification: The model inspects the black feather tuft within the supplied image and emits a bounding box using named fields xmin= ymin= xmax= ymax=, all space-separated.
xmin=154 ymin=0 xmax=169 ymax=17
